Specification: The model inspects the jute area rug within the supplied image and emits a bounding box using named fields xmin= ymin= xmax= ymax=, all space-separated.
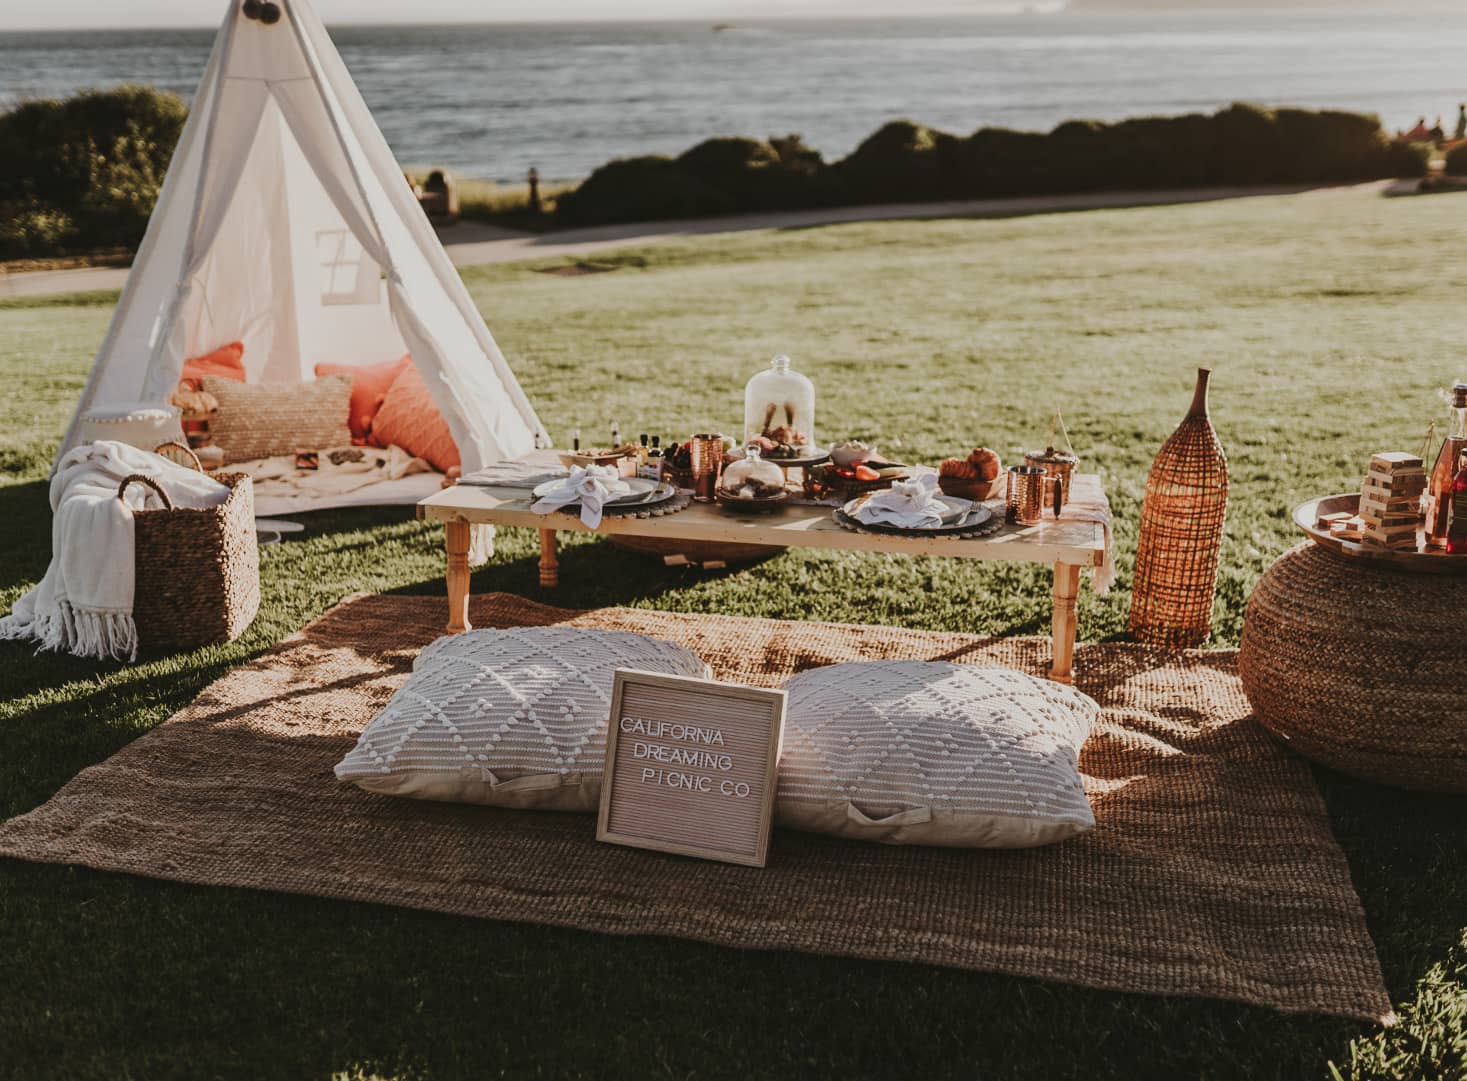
xmin=0 ymin=592 xmax=1392 ymax=1023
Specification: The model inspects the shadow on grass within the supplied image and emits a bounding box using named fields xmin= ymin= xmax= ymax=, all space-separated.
xmin=0 ymin=480 xmax=52 ymax=592
xmin=1316 ymin=767 xmax=1467 ymax=1001
xmin=388 ymin=527 xmax=762 ymax=609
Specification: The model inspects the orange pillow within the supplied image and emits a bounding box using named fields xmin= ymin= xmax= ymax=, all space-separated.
xmin=315 ymin=353 xmax=411 ymax=443
xmin=181 ymin=341 xmax=245 ymax=391
xmin=368 ymin=362 xmax=461 ymax=472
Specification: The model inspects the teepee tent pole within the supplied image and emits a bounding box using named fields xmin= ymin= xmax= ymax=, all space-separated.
xmin=52 ymin=11 xmax=231 ymax=470
xmin=137 ymin=4 xmax=242 ymax=405
xmin=290 ymin=2 xmax=550 ymax=448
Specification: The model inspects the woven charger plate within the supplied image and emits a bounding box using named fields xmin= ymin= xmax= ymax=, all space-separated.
xmin=546 ymin=486 xmax=691 ymax=521
xmin=834 ymin=501 xmax=1001 ymax=539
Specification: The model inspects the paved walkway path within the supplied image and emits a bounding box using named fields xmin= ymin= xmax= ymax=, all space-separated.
xmin=0 ymin=182 xmax=1362 ymax=300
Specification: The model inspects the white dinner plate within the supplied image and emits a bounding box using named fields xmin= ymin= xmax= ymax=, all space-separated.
xmin=532 ymin=476 xmax=659 ymax=506
xmin=842 ymin=492 xmax=975 ymax=529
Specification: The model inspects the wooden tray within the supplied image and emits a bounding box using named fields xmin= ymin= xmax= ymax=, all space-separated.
xmin=1295 ymin=492 xmax=1467 ymax=574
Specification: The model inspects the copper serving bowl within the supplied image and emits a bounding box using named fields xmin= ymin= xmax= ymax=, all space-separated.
xmin=937 ymin=474 xmax=1001 ymax=501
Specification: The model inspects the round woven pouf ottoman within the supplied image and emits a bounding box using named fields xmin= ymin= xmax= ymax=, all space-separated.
xmin=1240 ymin=540 xmax=1467 ymax=793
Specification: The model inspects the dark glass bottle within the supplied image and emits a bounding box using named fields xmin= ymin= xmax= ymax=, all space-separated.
xmin=1448 ymin=450 xmax=1467 ymax=554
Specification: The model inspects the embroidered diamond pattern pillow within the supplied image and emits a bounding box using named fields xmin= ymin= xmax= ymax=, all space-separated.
xmin=775 ymin=661 xmax=1099 ymax=848
xmin=335 ymin=628 xmax=710 ymax=810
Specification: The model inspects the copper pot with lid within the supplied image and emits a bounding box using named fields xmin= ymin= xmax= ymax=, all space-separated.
xmin=1024 ymin=445 xmax=1078 ymax=500
xmin=1025 ymin=411 xmax=1080 ymax=500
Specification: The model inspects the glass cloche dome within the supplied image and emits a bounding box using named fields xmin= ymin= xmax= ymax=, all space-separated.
xmin=720 ymin=443 xmax=787 ymax=498
xmin=743 ymin=354 xmax=815 ymax=455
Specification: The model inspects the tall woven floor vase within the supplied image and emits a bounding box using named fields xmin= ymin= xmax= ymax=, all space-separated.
xmin=1128 ymin=368 xmax=1229 ymax=648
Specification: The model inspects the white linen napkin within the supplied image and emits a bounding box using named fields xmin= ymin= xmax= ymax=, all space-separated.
xmin=457 ymin=459 xmax=569 ymax=489
xmin=0 ymin=440 xmax=230 ymax=661
xmin=855 ymin=472 xmax=951 ymax=529
xmin=530 ymin=464 xmax=631 ymax=528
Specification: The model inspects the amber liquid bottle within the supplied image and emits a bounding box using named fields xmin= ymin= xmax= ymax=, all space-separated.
xmin=1426 ymin=382 xmax=1467 ymax=548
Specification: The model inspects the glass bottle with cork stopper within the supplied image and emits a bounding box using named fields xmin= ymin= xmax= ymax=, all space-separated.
xmin=1426 ymin=382 xmax=1467 ymax=548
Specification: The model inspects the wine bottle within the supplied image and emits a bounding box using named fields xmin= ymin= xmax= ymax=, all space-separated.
xmin=1426 ymin=383 xmax=1467 ymax=548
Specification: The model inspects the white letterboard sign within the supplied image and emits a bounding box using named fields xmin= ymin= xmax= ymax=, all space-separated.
xmin=597 ymin=669 xmax=786 ymax=868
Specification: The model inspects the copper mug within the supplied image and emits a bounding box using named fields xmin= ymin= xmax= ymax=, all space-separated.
xmin=1006 ymin=465 xmax=1063 ymax=525
xmin=689 ymin=433 xmax=725 ymax=502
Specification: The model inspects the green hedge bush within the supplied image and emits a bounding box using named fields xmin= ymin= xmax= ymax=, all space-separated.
xmin=675 ymin=136 xmax=835 ymax=212
xmin=1383 ymin=139 xmax=1432 ymax=179
xmin=1445 ymin=143 xmax=1467 ymax=176
xmin=0 ymin=85 xmax=187 ymax=260
xmin=554 ymin=155 xmax=732 ymax=226
xmin=0 ymin=88 xmax=1428 ymax=254
xmin=836 ymin=120 xmax=960 ymax=202
xmin=560 ymin=102 xmax=1426 ymax=225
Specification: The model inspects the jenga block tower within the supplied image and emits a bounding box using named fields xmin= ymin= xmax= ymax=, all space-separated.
xmin=1358 ymin=452 xmax=1425 ymax=550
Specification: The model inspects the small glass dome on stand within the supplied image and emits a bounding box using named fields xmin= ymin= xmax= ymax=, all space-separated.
xmin=720 ymin=443 xmax=788 ymax=499
xmin=744 ymin=354 xmax=815 ymax=457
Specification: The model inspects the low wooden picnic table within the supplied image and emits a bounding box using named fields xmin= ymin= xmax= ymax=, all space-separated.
xmin=418 ymin=451 xmax=1109 ymax=683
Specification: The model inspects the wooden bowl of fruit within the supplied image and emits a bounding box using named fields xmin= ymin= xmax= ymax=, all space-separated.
xmin=938 ymin=448 xmax=1003 ymax=501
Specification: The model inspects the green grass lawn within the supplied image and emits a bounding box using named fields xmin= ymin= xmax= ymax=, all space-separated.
xmin=2 ymin=184 xmax=1466 ymax=1080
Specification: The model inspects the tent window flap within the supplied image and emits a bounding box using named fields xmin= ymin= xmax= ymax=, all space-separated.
xmin=316 ymin=228 xmax=380 ymax=306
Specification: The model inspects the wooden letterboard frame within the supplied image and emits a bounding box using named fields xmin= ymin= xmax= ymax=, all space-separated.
xmin=597 ymin=669 xmax=786 ymax=868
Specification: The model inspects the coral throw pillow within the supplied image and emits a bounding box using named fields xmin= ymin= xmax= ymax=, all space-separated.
xmin=314 ymin=353 xmax=411 ymax=443
xmin=180 ymin=341 xmax=245 ymax=391
xmin=369 ymin=362 xmax=461 ymax=472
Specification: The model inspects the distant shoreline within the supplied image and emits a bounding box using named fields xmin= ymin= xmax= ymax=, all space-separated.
xmin=4 ymin=12 xmax=1465 ymax=180
xmin=4 ymin=4 xmax=1465 ymax=34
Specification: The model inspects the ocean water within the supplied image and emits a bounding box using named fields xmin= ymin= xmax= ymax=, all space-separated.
xmin=3 ymin=10 xmax=1467 ymax=182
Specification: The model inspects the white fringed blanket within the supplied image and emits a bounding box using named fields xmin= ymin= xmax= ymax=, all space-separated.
xmin=0 ymin=441 xmax=229 ymax=661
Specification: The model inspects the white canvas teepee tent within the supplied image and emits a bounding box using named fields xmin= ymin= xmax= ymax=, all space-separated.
xmin=57 ymin=0 xmax=548 ymax=484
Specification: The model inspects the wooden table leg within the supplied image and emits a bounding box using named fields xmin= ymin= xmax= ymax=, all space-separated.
xmin=538 ymin=529 xmax=560 ymax=588
xmin=445 ymin=519 xmax=472 ymax=634
xmin=1050 ymin=561 xmax=1082 ymax=684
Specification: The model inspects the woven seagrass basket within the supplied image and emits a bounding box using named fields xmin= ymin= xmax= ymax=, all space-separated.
xmin=1239 ymin=540 xmax=1467 ymax=793
xmin=121 ymin=468 xmax=260 ymax=653
xmin=1129 ymin=368 xmax=1229 ymax=648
